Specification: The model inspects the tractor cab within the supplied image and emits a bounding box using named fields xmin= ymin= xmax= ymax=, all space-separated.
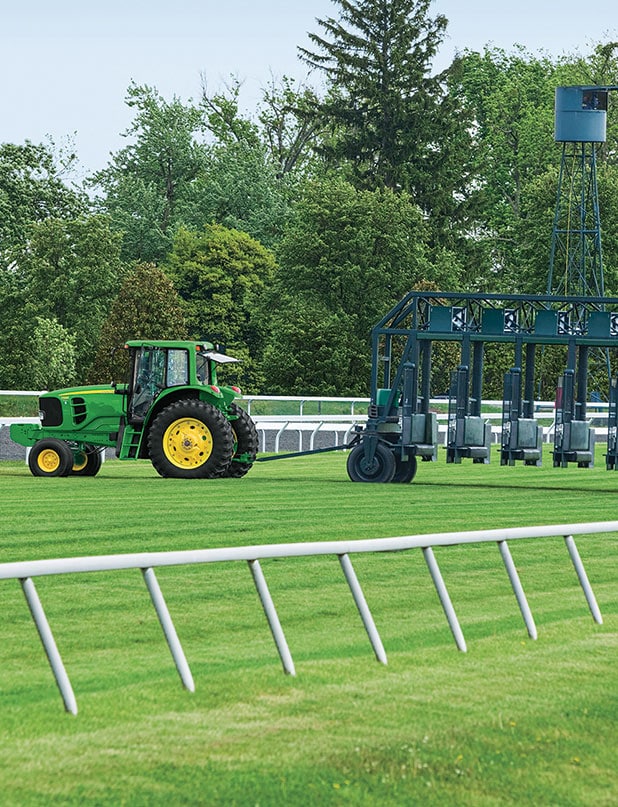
xmin=122 ymin=340 xmax=240 ymax=425
xmin=127 ymin=344 xmax=190 ymax=422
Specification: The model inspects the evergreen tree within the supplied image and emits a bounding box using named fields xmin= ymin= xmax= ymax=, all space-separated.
xmin=298 ymin=0 xmax=473 ymax=252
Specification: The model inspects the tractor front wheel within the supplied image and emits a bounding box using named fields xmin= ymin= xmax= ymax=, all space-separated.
xmin=148 ymin=399 xmax=234 ymax=479
xmin=28 ymin=439 xmax=74 ymax=478
xmin=71 ymin=445 xmax=103 ymax=476
xmin=347 ymin=442 xmax=396 ymax=483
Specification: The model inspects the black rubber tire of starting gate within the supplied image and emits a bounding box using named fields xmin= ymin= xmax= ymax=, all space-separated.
xmin=346 ymin=442 xmax=396 ymax=483
xmin=391 ymin=453 xmax=418 ymax=483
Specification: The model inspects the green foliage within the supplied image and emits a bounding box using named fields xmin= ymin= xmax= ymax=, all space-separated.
xmin=0 ymin=141 xmax=86 ymax=264
xmin=257 ymin=75 xmax=325 ymax=178
xmin=298 ymin=0 xmax=477 ymax=262
xmin=88 ymin=263 xmax=188 ymax=383
xmin=183 ymin=139 xmax=291 ymax=251
xmin=299 ymin=0 xmax=448 ymax=190
xmin=262 ymin=177 xmax=451 ymax=394
xmin=165 ymin=223 xmax=276 ymax=390
xmin=261 ymin=296 xmax=359 ymax=395
xmin=29 ymin=317 xmax=77 ymax=390
xmin=92 ymin=83 xmax=207 ymax=263
xmin=451 ymin=42 xmax=618 ymax=293
xmin=449 ymin=47 xmax=559 ymax=291
xmin=0 ymin=215 xmax=124 ymax=388
xmin=9 ymin=215 xmax=125 ymax=380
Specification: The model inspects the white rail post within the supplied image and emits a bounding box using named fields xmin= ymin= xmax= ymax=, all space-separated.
xmin=422 ymin=547 xmax=467 ymax=652
xmin=497 ymin=541 xmax=538 ymax=639
xmin=564 ymin=535 xmax=603 ymax=624
xmin=141 ymin=567 xmax=195 ymax=692
xmin=248 ymin=560 xmax=296 ymax=676
xmin=338 ymin=553 xmax=387 ymax=665
xmin=20 ymin=577 xmax=78 ymax=715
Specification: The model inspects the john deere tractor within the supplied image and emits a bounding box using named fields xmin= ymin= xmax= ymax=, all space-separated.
xmin=10 ymin=340 xmax=258 ymax=479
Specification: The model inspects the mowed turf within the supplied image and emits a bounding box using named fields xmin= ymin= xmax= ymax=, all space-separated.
xmin=0 ymin=449 xmax=616 ymax=806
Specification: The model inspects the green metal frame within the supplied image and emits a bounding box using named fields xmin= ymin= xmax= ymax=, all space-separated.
xmin=358 ymin=291 xmax=618 ymax=479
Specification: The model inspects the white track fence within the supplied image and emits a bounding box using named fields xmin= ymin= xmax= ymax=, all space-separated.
xmin=1 ymin=521 xmax=615 ymax=715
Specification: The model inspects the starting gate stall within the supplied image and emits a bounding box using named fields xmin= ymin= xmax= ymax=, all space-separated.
xmin=501 ymin=366 xmax=543 ymax=466
xmin=346 ymin=291 xmax=618 ymax=483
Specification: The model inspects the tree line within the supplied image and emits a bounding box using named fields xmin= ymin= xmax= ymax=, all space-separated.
xmin=2 ymin=0 xmax=618 ymax=398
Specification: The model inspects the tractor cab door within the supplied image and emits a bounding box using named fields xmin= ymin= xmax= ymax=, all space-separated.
xmin=127 ymin=346 xmax=167 ymax=423
xmin=127 ymin=345 xmax=191 ymax=424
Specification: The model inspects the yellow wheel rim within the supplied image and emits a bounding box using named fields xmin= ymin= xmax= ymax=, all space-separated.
xmin=37 ymin=449 xmax=61 ymax=473
xmin=163 ymin=417 xmax=213 ymax=469
xmin=72 ymin=451 xmax=88 ymax=472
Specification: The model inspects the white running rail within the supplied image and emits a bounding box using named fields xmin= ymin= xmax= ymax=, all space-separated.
xmin=1 ymin=520 xmax=615 ymax=715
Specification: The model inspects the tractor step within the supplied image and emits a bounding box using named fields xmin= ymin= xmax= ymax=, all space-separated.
xmin=117 ymin=420 xmax=144 ymax=460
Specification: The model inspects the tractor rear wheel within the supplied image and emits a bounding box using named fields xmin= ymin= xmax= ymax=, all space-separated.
xmin=71 ymin=445 xmax=103 ymax=476
xmin=28 ymin=439 xmax=74 ymax=477
xmin=346 ymin=442 xmax=396 ymax=483
xmin=221 ymin=403 xmax=258 ymax=478
xmin=148 ymin=399 xmax=234 ymax=479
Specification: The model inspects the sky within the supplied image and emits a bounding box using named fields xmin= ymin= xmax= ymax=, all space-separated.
xmin=1 ymin=0 xmax=617 ymax=177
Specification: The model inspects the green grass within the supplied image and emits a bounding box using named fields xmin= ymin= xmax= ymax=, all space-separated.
xmin=0 ymin=395 xmax=39 ymax=417
xmin=0 ymin=449 xmax=616 ymax=806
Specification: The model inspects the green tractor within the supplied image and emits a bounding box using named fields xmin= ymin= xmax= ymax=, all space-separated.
xmin=10 ymin=339 xmax=258 ymax=479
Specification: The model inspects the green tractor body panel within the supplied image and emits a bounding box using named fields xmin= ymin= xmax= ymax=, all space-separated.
xmin=10 ymin=340 xmax=258 ymax=479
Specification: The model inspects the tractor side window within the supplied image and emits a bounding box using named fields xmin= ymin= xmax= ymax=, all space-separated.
xmin=167 ymin=349 xmax=189 ymax=386
xmin=196 ymin=353 xmax=210 ymax=384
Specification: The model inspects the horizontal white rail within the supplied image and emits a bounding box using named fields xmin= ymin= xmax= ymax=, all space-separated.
xmin=1 ymin=521 xmax=616 ymax=579
xmin=0 ymin=390 xmax=45 ymax=396
xmin=1 ymin=521 xmax=615 ymax=715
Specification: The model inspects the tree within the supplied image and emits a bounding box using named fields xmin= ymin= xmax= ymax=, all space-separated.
xmin=449 ymin=41 xmax=618 ymax=293
xmin=0 ymin=140 xmax=87 ymax=269
xmin=449 ymin=46 xmax=559 ymax=291
xmin=257 ymin=75 xmax=324 ymax=179
xmin=30 ymin=317 xmax=77 ymax=390
xmin=11 ymin=215 xmax=125 ymax=379
xmin=183 ymin=139 xmax=290 ymax=251
xmin=300 ymin=2 xmax=464 ymax=190
xmin=261 ymin=177 xmax=447 ymax=394
xmin=92 ymin=83 xmax=207 ymax=262
xmin=88 ymin=263 xmax=188 ymax=383
xmin=165 ymin=223 xmax=276 ymax=391
xmin=191 ymin=78 xmax=295 ymax=249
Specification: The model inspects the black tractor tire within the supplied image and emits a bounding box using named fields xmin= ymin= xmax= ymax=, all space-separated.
xmin=347 ymin=442 xmax=396 ymax=483
xmin=221 ymin=403 xmax=259 ymax=478
xmin=28 ymin=439 xmax=74 ymax=478
xmin=148 ymin=399 xmax=234 ymax=479
xmin=71 ymin=445 xmax=103 ymax=476
xmin=392 ymin=453 xmax=418 ymax=483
